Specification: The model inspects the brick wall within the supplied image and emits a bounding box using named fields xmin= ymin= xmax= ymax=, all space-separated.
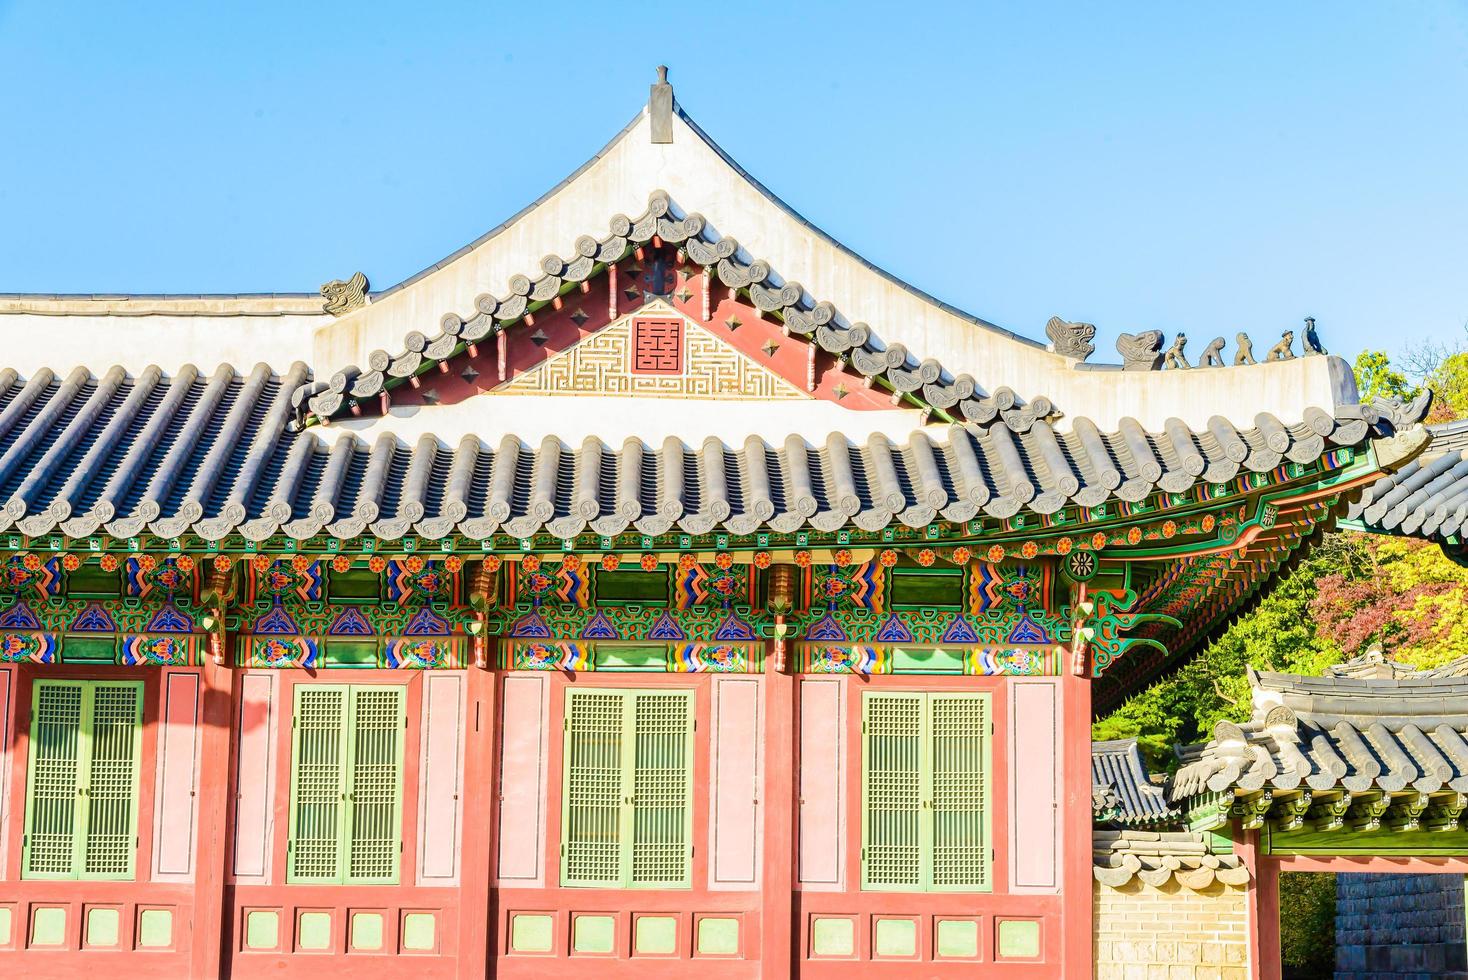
xmin=1335 ymin=872 xmax=1466 ymax=979
xmin=1094 ymin=878 xmax=1251 ymax=980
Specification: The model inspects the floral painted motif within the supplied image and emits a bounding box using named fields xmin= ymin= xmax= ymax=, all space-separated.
xmin=252 ymin=635 xmax=318 ymax=669
xmin=385 ymin=637 xmax=455 ymax=669
xmin=1 ymin=555 xmax=61 ymax=596
xmin=121 ymin=634 xmax=193 ymax=667
xmin=807 ymin=644 xmax=879 ymax=674
xmin=971 ymin=647 xmax=1047 ymax=675
xmin=673 ymin=643 xmax=747 ymax=673
xmin=0 ymin=631 xmax=58 ymax=664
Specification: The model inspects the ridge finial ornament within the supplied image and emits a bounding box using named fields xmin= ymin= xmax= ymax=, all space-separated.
xmin=650 ymin=65 xmax=673 ymax=144
xmin=1161 ymin=332 xmax=1190 ymax=370
xmin=1234 ymin=332 xmax=1256 ymax=365
xmin=1266 ymin=330 xmax=1295 ymax=362
xmin=1200 ymin=336 xmax=1226 ymax=367
xmin=1302 ymin=316 xmax=1326 ymax=356
xmin=1045 ymin=316 xmax=1096 ymax=361
xmin=321 ymin=271 xmax=369 ymax=317
xmin=1116 ymin=330 xmax=1164 ymax=371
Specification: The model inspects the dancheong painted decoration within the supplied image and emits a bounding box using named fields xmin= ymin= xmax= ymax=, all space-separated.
xmin=0 ymin=67 xmax=1448 ymax=979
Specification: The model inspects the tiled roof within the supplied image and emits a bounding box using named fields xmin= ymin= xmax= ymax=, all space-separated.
xmin=1092 ymin=829 xmax=1250 ymax=889
xmin=1171 ymin=665 xmax=1468 ymax=802
xmin=1347 ymin=418 xmax=1468 ymax=542
xmin=0 ymin=363 xmax=1386 ymax=544
xmin=1091 ymin=739 xmax=1179 ymax=828
xmin=1326 ymin=644 xmax=1468 ymax=680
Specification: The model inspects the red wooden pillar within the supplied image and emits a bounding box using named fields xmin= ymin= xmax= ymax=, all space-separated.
xmin=1236 ymin=827 xmax=1282 ymax=980
xmin=459 ymin=663 xmax=495 ymax=977
xmin=760 ymin=640 xmax=796 ymax=979
xmin=1061 ymin=670 xmax=1094 ymax=980
xmin=193 ymin=656 xmax=235 ymax=979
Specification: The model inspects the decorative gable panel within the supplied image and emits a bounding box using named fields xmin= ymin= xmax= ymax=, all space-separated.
xmin=493 ymin=305 xmax=806 ymax=401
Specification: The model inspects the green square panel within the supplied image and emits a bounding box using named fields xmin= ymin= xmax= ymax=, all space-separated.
xmin=138 ymin=909 xmax=172 ymax=948
xmin=67 ymin=565 xmax=120 ymax=598
xmin=0 ymin=906 xmax=11 ymax=946
xmin=297 ymin=911 xmax=331 ymax=951
xmin=351 ymin=912 xmax=384 ymax=951
xmin=327 ymin=568 xmax=381 ymax=603
xmin=634 ymin=915 xmax=677 ymax=956
xmin=323 ymin=639 xmax=379 ymax=668
xmin=572 ymin=914 xmax=615 ymax=954
xmin=85 ymin=907 xmax=120 ymax=947
xmin=593 ymin=644 xmax=667 ymax=671
xmin=30 ymin=907 xmax=66 ymax=947
xmin=402 ymin=912 xmax=435 ymax=952
xmin=245 ymin=910 xmax=279 ymax=950
xmin=593 ymin=568 xmax=670 ymax=604
xmin=874 ymin=918 xmax=916 ymax=958
xmin=889 ymin=567 xmax=963 ymax=609
xmin=997 ymin=919 xmax=1041 ymax=959
xmin=810 ymin=917 xmax=854 ymax=958
xmin=696 ymin=916 xmax=739 ymax=956
xmin=62 ymin=636 xmax=117 ymax=663
xmin=891 ymin=646 xmax=965 ymax=673
xmin=936 ymin=919 xmax=979 ymax=959
xmin=510 ymin=913 xmax=553 ymax=954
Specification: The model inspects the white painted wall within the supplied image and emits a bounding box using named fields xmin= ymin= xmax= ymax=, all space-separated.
xmin=0 ymin=297 xmax=326 ymax=376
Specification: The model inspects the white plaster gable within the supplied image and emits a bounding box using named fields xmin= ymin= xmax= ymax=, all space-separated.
xmin=312 ymin=99 xmax=1355 ymax=433
xmin=0 ymin=296 xmax=326 ymax=379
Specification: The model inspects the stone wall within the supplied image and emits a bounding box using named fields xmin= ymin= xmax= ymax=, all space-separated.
xmin=1335 ymin=872 xmax=1466 ymax=979
xmin=1094 ymin=878 xmax=1250 ymax=980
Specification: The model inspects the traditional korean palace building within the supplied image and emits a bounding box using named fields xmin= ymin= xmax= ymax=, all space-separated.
xmin=0 ymin=70 xmax=1454 ymax=978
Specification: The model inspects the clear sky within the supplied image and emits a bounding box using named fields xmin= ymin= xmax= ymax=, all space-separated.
xmin=1 ymin=2 xmax=1465 ymax=367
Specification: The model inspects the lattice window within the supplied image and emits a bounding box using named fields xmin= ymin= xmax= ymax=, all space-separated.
xmin=288 ymin=684 xmax=404 ymax=885
xmin=561 ymin=688 xmax=692 ymax=888
xmin=631 ymin=318 xmax=684 ymax=375
xmin=23 ymin=680 xmax=142 ymax=880
xmin=861 ymin=691 xmax=989 ymax=892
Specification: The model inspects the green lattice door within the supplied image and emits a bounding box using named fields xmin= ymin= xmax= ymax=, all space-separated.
xmin=861 ymin=691 xmax=989 ymax=892
xmin=22 ymin=680 xmax=144 ymax=880
xmin=561 ymin=688 xmax=693 ymax=888
xmin=288 ymin=684 xmax=405 ymax=884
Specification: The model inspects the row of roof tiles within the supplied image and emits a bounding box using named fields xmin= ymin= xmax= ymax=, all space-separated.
xmin=0 ymin=362 xmax=1378 ymax=544
xmin=1349 ymin=419 xmax=1468 ymax=541
xmin=1091 ymin=739 xmax=1179 ymax=828
xmin=1171 ymin=663 xmax=1468 ymax=801
xmin=1092 ymin=829 xmax=1250 ymax=889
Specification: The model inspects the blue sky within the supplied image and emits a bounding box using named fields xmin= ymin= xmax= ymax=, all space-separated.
xmin=1 ymin=2 xmax=1465 ymax=368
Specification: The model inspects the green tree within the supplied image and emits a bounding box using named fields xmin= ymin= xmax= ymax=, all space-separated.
xmin=1427 ymin=349 xmax=1468 ymax=422
xmin=1352 ymin=350 xmax=1416 ymax=403
xmin=1280 ymin=872 xmax=1336 ymax=978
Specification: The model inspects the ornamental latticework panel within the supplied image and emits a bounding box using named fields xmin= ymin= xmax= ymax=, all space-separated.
xmin=493 ymin=310 xmax=805 ymax=400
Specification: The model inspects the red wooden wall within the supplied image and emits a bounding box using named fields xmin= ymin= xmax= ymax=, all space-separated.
xmin=0 ymin=647 xmax=1094 ymax=978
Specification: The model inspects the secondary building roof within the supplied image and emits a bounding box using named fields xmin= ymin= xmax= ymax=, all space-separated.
xmin=1347 ymin=418 xmax=1468 ymax=561
xmin=1172 ymin=659 xmax=1468 ymax=802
